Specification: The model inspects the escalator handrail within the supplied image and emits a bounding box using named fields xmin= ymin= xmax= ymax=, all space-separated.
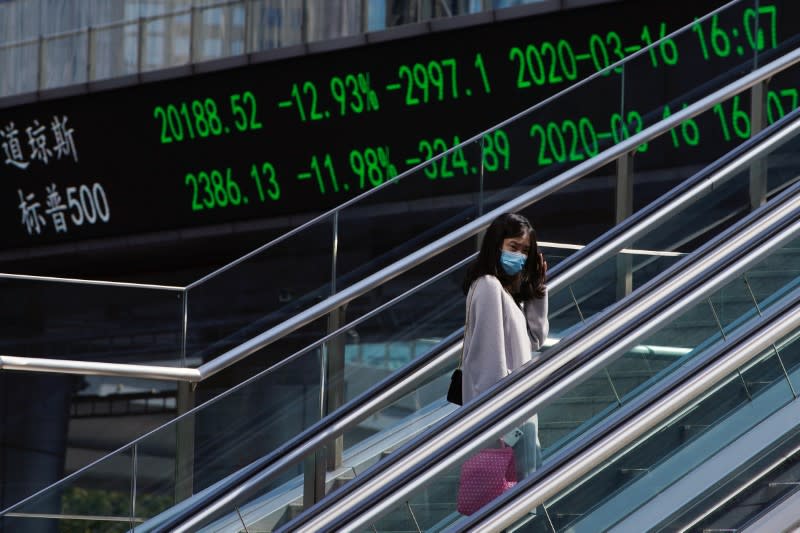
xmin=548 ymin=105 xmax=800 ymax=293
xmin=278 ymin=180 xmax=800 ymax=531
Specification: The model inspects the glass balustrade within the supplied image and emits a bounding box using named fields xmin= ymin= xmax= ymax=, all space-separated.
xmin=182 ymin=0 xmax=797 ymax=388
xmin=3 ymin=0 xmax=799 ymax=527
xmin=361 ymin=233 xmax=800 ymax=533
xmin=512 ymin=305 xmax=800 ymax=533
xmin=133 ymin=111 xmax=800 ymax=533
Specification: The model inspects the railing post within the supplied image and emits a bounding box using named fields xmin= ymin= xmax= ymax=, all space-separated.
xmin=86 ymin=26 xmax=93 ymax=83
xmin=244 ymin=0 xmax=252 ymax=54
xmin=189 ymin=6 xmax=196 ymax=64
xmin=137 ymin=17 xmax=144 ymax=73
xmin=615 ymin=151 xmax=634 ymax=224
xmin=37 ymin=34 xmax=44 ymax=90
xmin=615 ymin=151 xmax=634 ymax=299
xmin=224 ymin=3 xmax=233 ymax=58
xmin=325 ymin=305 xmax=347 ymax=471
xmin=302 ymin=302 xmax=348 ymax=508
xmin=360 ymin=0 xmax=369 ymax=33
xmin=301 ymin=0 xmax=309 ymax=44
xmin=130 ymin=443 xmax=139 ymax=531
xmin=180 ymin=290 xmax=189 ymax=367
xmin=478 ymin=137 xmax=485 ymax=218
xmin=476 ymin=137 xmax=486 ymax=253
xmin=303 ymin=448 xmax=327 ymax=510
xmin=749 ymin=79 xmax=768 ymax=210
xmin=175 ymin=381 xmax=196 ymax=503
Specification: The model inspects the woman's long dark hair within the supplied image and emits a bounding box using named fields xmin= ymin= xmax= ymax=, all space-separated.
xmin=463 ymin=212 xmax=546 ymax=300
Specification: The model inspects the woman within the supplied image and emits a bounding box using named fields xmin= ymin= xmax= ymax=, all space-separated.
xmin=462 ymin=212 xmax=549 ymax=475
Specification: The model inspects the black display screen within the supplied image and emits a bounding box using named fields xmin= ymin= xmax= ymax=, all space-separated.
xmin=1 ymin=0 xmax=798 ymax=250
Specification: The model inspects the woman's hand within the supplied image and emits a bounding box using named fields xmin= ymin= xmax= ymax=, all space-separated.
xmin=539 ymin=252 xmax=548 ymax=278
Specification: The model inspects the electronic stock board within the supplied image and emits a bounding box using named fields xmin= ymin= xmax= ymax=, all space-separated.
xmin=2 ymin=0 xmax=798 ymax=250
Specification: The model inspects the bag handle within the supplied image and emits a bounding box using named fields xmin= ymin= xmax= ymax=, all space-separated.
xmin=461 ymin=278 xmax=508 ymax=369
xmin=459 ymin=282 xmax=477 ymax=370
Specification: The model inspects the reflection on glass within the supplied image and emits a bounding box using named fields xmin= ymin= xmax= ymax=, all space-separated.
xmin=0 ymin=277 xmax=184 ymax=365
xmin=4 ymin=446 xmax=135 ymax=532
xmin=538 ymin=348 xmax=794 ymax=532
xmin=664 ymin=408 xmax=800 ymax=530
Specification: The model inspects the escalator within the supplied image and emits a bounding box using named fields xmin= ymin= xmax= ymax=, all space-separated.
xmin=283 ymin=147 xmax=800 ymax=533
xmin=3 ymin=1 xmax=800 ymax=530
xmin=122 ymin=60 xmax=800 ymax=533
xmin=454 ymin=266 xmax=800 ymax=533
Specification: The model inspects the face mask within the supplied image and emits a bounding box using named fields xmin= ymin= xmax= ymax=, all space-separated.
xmin=500 ymin=250 xmax=527 ymax=275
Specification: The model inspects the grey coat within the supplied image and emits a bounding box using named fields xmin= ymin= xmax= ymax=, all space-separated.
xmin=461 ymin=275 xmax=549 ymax=404
xmin=461 ymin=275 xmax=550 ymax=476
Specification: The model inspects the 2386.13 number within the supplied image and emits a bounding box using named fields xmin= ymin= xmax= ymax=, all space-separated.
xmin=185 ymin=163 xmax=280 ymax=211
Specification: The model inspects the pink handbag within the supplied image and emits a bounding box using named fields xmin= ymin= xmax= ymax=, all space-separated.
xmin=456 ymin=441 xmax=517 ymax=515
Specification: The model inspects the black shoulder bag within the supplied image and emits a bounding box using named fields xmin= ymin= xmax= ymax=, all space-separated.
xmin=447 ymin=284 xmax=475 ymax=405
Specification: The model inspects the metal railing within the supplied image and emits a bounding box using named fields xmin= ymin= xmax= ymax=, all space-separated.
xmin=2 ymin=34 xmax=799 ymax=385
xmin=283 ymin=175 xmax=800 ymax=532
xmin=2 ymin=108 xmax=783 ymax=524
xmin=0 ymin=0 xmax=546 ymax=99
xmin=134 ymin=117 xmax=800 ymax=530
xmin=0 ymin=0 xmax=750 ymax=382
xmin=3 ymin=45 xmax=797 ymax=527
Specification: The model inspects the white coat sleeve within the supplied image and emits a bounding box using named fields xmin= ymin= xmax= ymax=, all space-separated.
xmin=524 ymin=287 xmax=549 ymax=351
xmin=463 ymin=277 xmax=509 ymax=399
